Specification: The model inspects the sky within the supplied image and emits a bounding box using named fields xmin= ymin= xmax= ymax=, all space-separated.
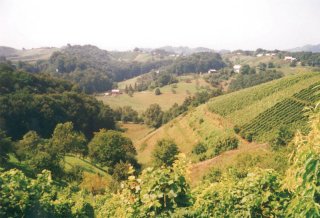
xmin=0 ymin=0 xmax=320 ymax=51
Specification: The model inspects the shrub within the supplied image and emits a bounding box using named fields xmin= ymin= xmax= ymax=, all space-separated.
xmin=233 ymin=125 xmax=241 ymax=134
xmin=213 ymin=136 xmax=239 ymax=156
xmin=152 ymin=139 xmax=179 ymax=167
xmin=155 ymin=88 xmax=161 ymax=95
xmin=192 ymin=142 xmax=207 ymax=155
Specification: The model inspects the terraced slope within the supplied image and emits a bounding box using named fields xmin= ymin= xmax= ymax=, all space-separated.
xmin=136 ymin=105 xmax=236 ymax=165
xmin=137 ymin=72 xmax=320 ymax=165
xmin=239 ymin=81 xmax=320 ymax=141
xmin=208 ymin=72 xmax=320 ymax=126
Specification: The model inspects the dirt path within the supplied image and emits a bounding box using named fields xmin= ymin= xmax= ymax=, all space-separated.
xmin=189 ymin=141 xmax=269 ymax=185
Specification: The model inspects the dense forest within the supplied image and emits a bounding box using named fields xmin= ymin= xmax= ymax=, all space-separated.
xmin=0 ymin=63 xmax=115 ymax=139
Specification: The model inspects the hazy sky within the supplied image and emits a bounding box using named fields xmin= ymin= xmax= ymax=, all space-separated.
xmin=1 ymin=0 xmax=320 ymax=51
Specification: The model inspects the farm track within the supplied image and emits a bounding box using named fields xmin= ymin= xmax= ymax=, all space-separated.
xmin=189 ymin=140 xmax=268 ymax=185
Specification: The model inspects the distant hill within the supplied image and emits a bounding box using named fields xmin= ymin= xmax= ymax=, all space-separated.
xmin=288 ymin=44 xmax=320 ymax=52
xmin=0 ymin=46 xmax=18 ymax=57
xmin=0 ymin=46 xmax=59 ymax=62
xmin=140 ymin=46 xmax=214 ymax=55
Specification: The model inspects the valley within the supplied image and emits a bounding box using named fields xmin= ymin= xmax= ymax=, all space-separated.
xmin=1 ymin=43 xmax=320 ymax=217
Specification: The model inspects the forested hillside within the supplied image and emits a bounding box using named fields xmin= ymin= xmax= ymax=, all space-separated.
xmin=0 ymin=63 xmax=115 ymax=139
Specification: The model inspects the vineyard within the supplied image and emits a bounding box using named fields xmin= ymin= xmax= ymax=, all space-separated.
xmin=208 ymin=72 xmax=317 ymax=116
xmin=208 ymin=72 xmax=320 ymax=126
xmin=239 ymin=81 xmax=320 ymax=142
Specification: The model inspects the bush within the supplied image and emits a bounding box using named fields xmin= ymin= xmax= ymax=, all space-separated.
xmin=271 ymin=127 xmax=293 ymax=150
xmin=152 ymin=139 xmax=179 ymax=167
xmin=213 ymin=136 xmax=239 ymax=156
xmin=155 ymin=88 xmax=161 ymax=95
xmin=192 ymin=142 xmax=207 ymax=155
xmin=233 ymin=125 xmax=241 ymax=134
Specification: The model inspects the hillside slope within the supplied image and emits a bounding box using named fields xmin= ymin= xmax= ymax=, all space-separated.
xmin=136 ymin=72 xmax=320 ymax=165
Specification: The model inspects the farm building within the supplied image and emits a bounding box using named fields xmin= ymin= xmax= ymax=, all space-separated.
xmin=208 ymin=69 xmax=217 ymax=74
xmin=233 ymin=65 xmax=241 ymax=73
xmin=284 ymin=56 xmax=297 ymax=62
xmin=105 ymin=89 xmax=122 ymax=96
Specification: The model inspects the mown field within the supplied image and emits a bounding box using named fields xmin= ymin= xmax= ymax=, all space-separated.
xmin=97 ymin=75 xmax=212 ymax=112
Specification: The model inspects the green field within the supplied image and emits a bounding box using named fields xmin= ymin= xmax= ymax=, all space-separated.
xmin=97 ymin=75 xmax=212 ymax=112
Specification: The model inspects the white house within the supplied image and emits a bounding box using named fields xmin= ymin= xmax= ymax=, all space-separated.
xmin=208 ymin=69 xmax=217 ymax=74
xmin=284 ymin=56 xmax=297 ymax=62
xmin=233 ymin=65 xmax=241 ymax=73
xmin=256 ymin=53 xmax=264 ymax=57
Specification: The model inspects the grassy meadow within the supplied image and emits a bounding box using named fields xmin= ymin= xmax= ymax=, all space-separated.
xmin=97 ymin=75 xmax=212 ymax=112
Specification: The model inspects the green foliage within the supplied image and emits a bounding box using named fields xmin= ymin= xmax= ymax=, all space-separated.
xmin=154 ymin=87 xmax=161 ymax=95
xmin=0 ymin=63 xmax=74 ymax=95
xmin=285 ymin=113 xmax=320 ymax=217
xmin=0 ymin=92 xmax=115 ymax=139
xmin=165 ymin=52 xmax=225 ymax=75
xmin=162 ymin=89 xmax=222 ymax=124
xmin=212 ymin=136 xmax=239 ymax=156
xmin=97 ymin=154 xmax=192 ymax=217
xmin=143 ymin=104 xmax=164 ymax=128
xmin=51 ymin=122 xmax=87 ymax=156
xmin=192 ymin=142 xmax=207 ymax=155
xmin=191 ymin=168 xmax=290 ymax=217
xmin=203 ymin=168 xmax=222 ymax=183
xmin=152 ymin=139 xmax=179 ymax=167
xmin=114 ymin=106 xmax=141 ymax=123
xmin=204 ymin=68 xmax=233 ymax=87
xmin=0 ymin=169 xmax=90 ymax=218
xmin=16 ymin=131 xmax=63 ymax=176
xmin=271 ymin=126 xmax=294 ymax=150
xmin=40 ymin=45 xmax=173 ymax=93
xmin=233 ymin=125 xmax=241 ymax=133
xmin=88 ymin=129 xmax=138 ymax=169
xmin=229 ymin=70 xmax=283 ymax=91
xmin=0 ymin=130 xmax=12 ymax=165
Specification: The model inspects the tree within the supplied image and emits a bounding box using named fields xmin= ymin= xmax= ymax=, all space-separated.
xmin=88 ymin=129 xmax=137 ymax=169
xmin=143 ymin=104 xmax=164 ymax=128
xmin=51 ymin=122 xmax=87 ymax=156
xmin=240 ymin=64 xmax=251 ymax=75
xmin=152 ymin=139 xmax=179 ymax=167
xmin=268 ymin=62 xmax=275 ymax=68
xmin=0 ymin=130 xmax=12 ymax=165
xmin=154 ymin=88 xmax=161 ymax=95
xmin=16 ymin=131 xmax=63 ymax=176
xmin=271 ymin=126 xmax=293 ymax=150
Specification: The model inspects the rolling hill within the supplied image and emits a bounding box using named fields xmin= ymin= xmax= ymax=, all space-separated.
xmin=288 ymin=43 xmax=320 ymax=52
xmin=97 ymin=74 xmax=212 ymax=112
xmin=135 ymin=72 xmax=320 ymax=167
